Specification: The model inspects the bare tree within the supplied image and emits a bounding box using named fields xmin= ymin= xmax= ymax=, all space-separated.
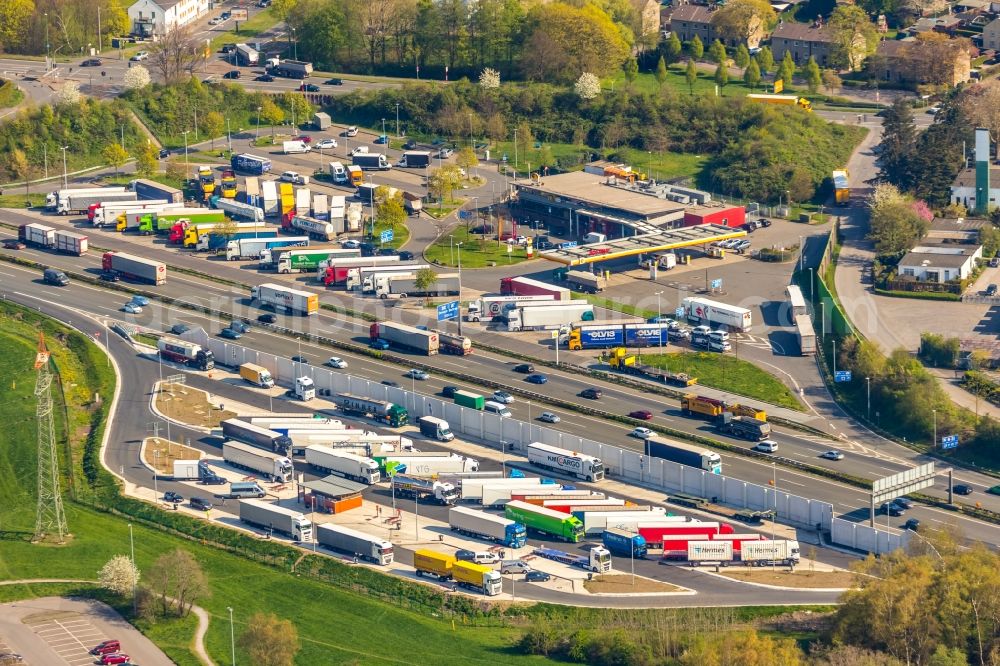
xmin=147 ymin=548 xmax=208 ymax=617
xmin=148 ymin=26 xmax=204 ymax=84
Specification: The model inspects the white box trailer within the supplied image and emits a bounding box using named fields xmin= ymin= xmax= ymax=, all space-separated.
xmin=304 ymin=445 xmax=380 ymax=484
xmin=92 ymin=200 xmax=171 ymax=226
xmin=741 ymin=539 xmax=800 ymax=565
xmin=53 ymin=230 xmax=88 ymax=255
xmin=48 ymin=187 xmax=134 ymax=214
xmin=316 ymin=523 xmax=393 ymax=565
xmin=222 ymin=440 xmax=293 ymax=482
xmin=239 ymin=498 xmax=312 ymax=541
xmin=351 ymin=263 xmax=430 ymax=291
xmin=460 ymin=477 xmax=546 ymax=501
xmin=466 ymin=294 xmax=554 ymax=322
xmin=449 ymin=506 xmax=527 ymax=548
xmin=527 ymin=442 xmax=605 ymax=482
xmin=581 ymin=509 xmax=668 ymax=535
xmin=506 ymin=301 xmax=595 ymax=332
xmin=261 ymin=180 xmax=279 ymax=216
xmin=214 ymin=197 xmax=265 ymax=223
xmin=20 ymin=223 xmax=55 ymax=247
xmin=682 ymin=296 xmax=752 ymax=332
xmin=172 ymin=460 xmax=201 ymax=480
xmin=482 ymin=484 xmax=565 ymax=507
xmin=381 ymin=454 xmax=479 ymax=476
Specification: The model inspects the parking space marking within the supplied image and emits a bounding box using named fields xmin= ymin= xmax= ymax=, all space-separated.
xmin=27 ymin=615 xmax=109 ymax=666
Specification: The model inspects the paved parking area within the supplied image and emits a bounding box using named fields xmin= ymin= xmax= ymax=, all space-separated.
xmin=0 ymin=597 xmax=173 ymax=666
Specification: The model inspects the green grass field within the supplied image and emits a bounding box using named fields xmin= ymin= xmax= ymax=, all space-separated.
xmin=425 ymin=225 xmax=532 ymax=268
xmin=637 ymin=352 xmax=804 ymax=410
xmin=0 ymin=193 xmax=45 ymax=208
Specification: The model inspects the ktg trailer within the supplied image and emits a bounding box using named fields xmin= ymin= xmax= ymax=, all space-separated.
xmin=449 ymin=506 xmax=527 ymax=548
xmin=226 ymin=236 xmax=308 ymax=261
xmin=315 ymin=523 xmax=393 ymax=565
xmin=238 ymin=499 xmax=312 ymax=541
xmin=526 ymin=442 xmax=605 ymax=481
xmin=337 ymin=393 xmax=408 ymax=427
xmin=101 ymin=252 xmax=166 ymax=285
xmin=369 ymin=321 xmax=439 ymax=355
xmin=157 ymin=337 xmax=215 ymax=371
xmin=221 ymin=419 xmax=293 ymax=456
xmin=222 ymin=440 xmax=293 ymax=482
xmin=251 ymin=283 xmax=319 ymax=316
xmin=303 ymin=445 xmax=380 ymax=484
xmin=378 ymin=453 xmax=479 ymax=476
xmin=505 ymin=500 xmax=585 ymax=542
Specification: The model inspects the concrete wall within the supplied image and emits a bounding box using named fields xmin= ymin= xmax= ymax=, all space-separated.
xmin=184 ymin=333 xmax=903 ymax=553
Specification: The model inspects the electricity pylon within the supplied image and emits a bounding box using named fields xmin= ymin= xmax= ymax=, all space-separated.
xmin=33 ymin=333 xmax=67 ymax=543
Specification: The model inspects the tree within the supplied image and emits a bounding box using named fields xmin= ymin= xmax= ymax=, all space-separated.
xmin=479 ymin=67 xmax=500 ymax=89
xmin=456 ymin=146 xmax=479 ymax=177
xmin=685 ymin=58 xmax=698 ymax=93
xmin=148 ymin=25 xmax=204 ymax=84
xmin=414 ymin=267 xmax=439 ymax=304
xmin=260 ymin=99 xmax=285 ymax=139
xmin=744 ymin=58 xmax=761 ymax=89
xmin=0 ymin=0 xmax=33 ymax=54
xmin=714 ymin=62 xmax=729 ymax=86
xmin=805 ymin=56 xmax=822 ymax=93
xmin=867 ymin=183 xmax=928 ymax=253
xmin=689 ymin=35 xmax=704 ymax=60
xmin=123 ymin=65 xmax=151 ymax=90
xmin=428 ymin=165 xmax=463 ymax=204
xmin=779 ymin=50 xmax=795 ymax=86
xmin=376 ymin=196 xmax=406 ymax=233
xmin=708 ymin=38 xmax=727 ymax=65
xmin=681 ymin=630 xmax=804 ymax=665
xmin=710 ymin=0 xmax=777 ymax=49
xmin=822 ymin=68 xmax=843 ymax=93
xmin=57 ymin=81 xmax=81 ymax=106
xmin=829 ymin=5 xmax=878 ymax=71
xmin=102 ymin=143 xmax=129 ymax=177
xmin=574 ymin=72 xmax=602 ymax=99
xmin=147 ymin=549 xmax=208 ymax=617
xmin=237 ymin=613 xmax=300 ymax=666
xmin=734 ymin=44 xmax=751 ymax=69
xmin=756 ymin=45 xmax=774 ymax=73
xmin=200 ymin=111 xmax=225 ymax=150
xmin=655 ymin=55 xmax=668 ymax=86
xmin=98 ymin=555 xmax=139 ymax=598
xmin=961 ymin=80 xmax=1000 ymax=141
xmin=521 ymin=3 xmax=630 ymax=82
xmin=665 ymin=33 xmax=682 ymax=63
xmin=7 ymin=148 xmax=34 ymax=204
xmin=623 ymin=57 xmax=639 ymax=86
xmin=213 ymin=218 xmax=240 ymax=243
xmin=136 ymin=142 xmax=159 ymax=178
xmin=877 ymin=98 xmax=917 ymax=189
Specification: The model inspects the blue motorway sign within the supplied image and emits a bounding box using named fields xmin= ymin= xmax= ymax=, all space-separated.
xmin=941 ymin=435 xmax=959 ymax=450
xmin=437 ymin=300 xmax=460 ymax=322
xmin=380 ymin=229 xmax=394 ymax=243
xmin=834 ymin=370 xmax=852 ymax=382
xmin=675 ymin=307 xmax=685 ymax=318
xmin=711 ymin=279 xmax=723 ymax=289
xmin=458 ymin=210 xmax=471 ymax=220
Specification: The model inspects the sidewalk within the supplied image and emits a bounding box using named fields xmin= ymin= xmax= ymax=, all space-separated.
xmin=928 ymin=367 xmax=1000 ymax=420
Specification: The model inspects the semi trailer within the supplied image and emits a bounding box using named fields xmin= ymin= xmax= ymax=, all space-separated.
xmin=238 ymin=499 xmax=312 ymax=541
xmin=315 ymin=523 xmax=393 ymax=564
xmin=222 ymin=440 xmax=293 ymax=482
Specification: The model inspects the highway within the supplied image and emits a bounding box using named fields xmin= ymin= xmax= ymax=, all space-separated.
xmin=3 ymin=258 xmax=1000 ymax=550
xmin=4 ymin=278 xmax=853 ymax=606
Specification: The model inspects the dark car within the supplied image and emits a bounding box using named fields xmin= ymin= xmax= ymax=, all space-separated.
xmin=257 ymin=313 xmax=277 ymax=323
xmin=904 ymin=518 xmax=920 ymax=531
xmin=513 ymin=364 xmax=535 ymax=373
xmin=190 ymin=497 xmax=213 ymax=511
xmin=580 ymin=388 xmax=602 ymax=400
xmin=398 ymin=250 xmax=414 ymax=261
xmin=370 ymin=338 xmax=390 ymax=350
xmin=291 ymin=355 xmax=309 ymax=364
xmin=256 ymin=73 xmax=275 ymax=82
xmin=170 ymin=323 xmax=191 ymax=335
xmin=325 ymin=78 xmax=344 ymax=85
xmin=455 ymin=549 xmax=476 ymax=562
xmin=219 ymin=327 xmax=242 ymax=340
xmin=229 ymin=320 xmax=250 ymax=334
xmin=374 ymin=134 xmax=389 ymax=144
xmin=90 ymin=640 xmax=121 ymax=656
xmin=987 ymin=284 xmax=998 ymax=297
xmin=158 ymin=148 xmax=170 ymax=159
xmin=402 ymin=139 xmax=417 ymax=150
xmin=954 ymin=484 xmax=974 ymax=495
xmin=988 ymin=485 xmax=1000 ymax=496
xmin=163 ymin=491 xmax=184 ymax=504
xmin=99 ymin=270 xmax=120 ymax=282
xmin=378 ymin=248 xmax=399 ymax=256
xmin=880 ymin=501 xmax=905 ymax=516
xmin=200 ymin=474 xmax=226 ymax=486
xmin=2 ymin=239 xmax=25 ymax=249
xmin=525 ymin=374 xmax=548 ymax=384
xmin=223 ymin=70 xmax=241 ymax=79
xmin=82 ymin=58 xmax=102 ymax=67
xmin=381 ymin=380 xmax=400 ymax=388
xmin=893 ymin=497 xmax=914 ymax=510
xmin=525 ymin=571 xmax=551 ymax=583
xmin=629 ymin=410 xmax=653 ymax=420
xmin=442 ymin=386 xmax=460 ymax=398
xmin=300 ymin=83 xmax=320 ymax=92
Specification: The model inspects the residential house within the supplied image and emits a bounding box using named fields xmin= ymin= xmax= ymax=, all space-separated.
xmin=631 ymin=0 xmax=663 ymax=39
xmin=897 ymin=244 xmax=983 ymax=283
xmin=667 ymin=3 xmax=768 ymax=49
xmin=875 ymin=38 xmax=971 ymax=88
xmin=951 ymin=165 xmax=1000 ymax=211
xmin=128 ymin=0 xmax=208 ymax=38
xmin=769 ymin=21 xmax=837 ymax=66
xmin=984 ymin=17 xmax=1000 ymax=50
xmin=906 ymin=15 xmax=963 ymax=37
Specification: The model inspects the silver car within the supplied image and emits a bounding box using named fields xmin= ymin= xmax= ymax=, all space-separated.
xmin=538 ymin=412 xmax=560 ymax=423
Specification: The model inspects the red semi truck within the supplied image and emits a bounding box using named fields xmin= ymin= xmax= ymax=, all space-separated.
xmin=499 ymin=276 xmax=569 ymax=300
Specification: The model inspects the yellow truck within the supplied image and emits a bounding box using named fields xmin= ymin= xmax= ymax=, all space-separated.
xmin=682 ymin=394 xmax=767 ymax=422
xmin=604 ymin=347 xmax=698 ymax=387
xmin=239 ymin=363 xmax=274 ymax=389
xmin=452 ymin=561 xmax=502 ymax=596
xmin=413 ymin=549 xmax=455 ymax=579
xmin=198 ymin=165 xmax=216 ymax=200
xmin=746 ymin=94 xmax=812 ymax=112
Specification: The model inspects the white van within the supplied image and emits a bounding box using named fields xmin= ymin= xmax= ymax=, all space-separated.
xmin=754 ymin=440 xmax=778 ymax=453
xmin=483 ymin=401 xmax=512 ymax=418
xmin=329 ymin=161 xmax=348 ymax=184
xmin=473 ymin=552 xmax=501 ymax=565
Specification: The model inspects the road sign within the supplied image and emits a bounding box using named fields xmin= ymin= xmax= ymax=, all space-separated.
xmin=711 ymin=278 xmax=722 ymax=289
xmin=674 ymin=307 xmax=685 ymax=318
xmin=379 ymin=229 xmax=394 ymax=243
xmin=231 ymin=8 xmax=248 ymax=20
xmin=941 ymin=435 xmax=959 ymax=450
xmin=458 ymin=210 xmax=471 ymax=220
xmin=437 ymin=301 xmax=459 ymax=322
xmin=835 ymin=370 xmax=852 ymax=382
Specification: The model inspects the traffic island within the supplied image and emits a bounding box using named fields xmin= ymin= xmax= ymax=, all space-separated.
xmin=714 ymin=568 xmax=855 ymax=590
xmin=142 ymin=436 xmax=203 ymax=475
xmin=154 ymin=382 xmax=237 ymax=428
xmin=582 ymin=574 xmax=684 ymax=595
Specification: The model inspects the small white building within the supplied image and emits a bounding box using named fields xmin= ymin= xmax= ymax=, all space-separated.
xmin=950 ymin=165 xmax=1000 ymax=212
xmin=128 ymin=0 xmax=209 ymax=38
xmin=897 ymin=245 xmax=982 ymax=283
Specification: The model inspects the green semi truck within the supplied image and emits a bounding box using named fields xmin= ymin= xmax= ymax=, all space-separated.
xmin=504 ymin=500 xmax=585 ymax=543
xmin=453 ymin=390 xmax=485 ymax=410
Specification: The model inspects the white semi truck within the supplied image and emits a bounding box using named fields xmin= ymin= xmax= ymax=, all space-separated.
xmin=222 ymin=440 xmax=293 ymax=482
xmin=239 ymin=498 xmax=312 ymax=541
xmin=304 ymin=445 xmax=380 ymax=484
xmin=315 ymin=523 xmax=393 ymax=564
xmin=527 ymin=442 xmax=605 ymax=482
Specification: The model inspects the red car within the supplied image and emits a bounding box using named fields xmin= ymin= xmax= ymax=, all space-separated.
xmin=100 ymin=653 xmax=131 ymax=665
xmin=299 ymin=135 xmax=312 ymax=143
xmin=629 ymin=410 xmax=653 ymax=420
xmin=90 ymin=640 xmax=121 ymax=656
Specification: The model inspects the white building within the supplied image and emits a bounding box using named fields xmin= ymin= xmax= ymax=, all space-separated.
xmin=128 ymin=0 xmax=209 ymax=38
xmin=897 ymin=245 xmax=982 ymax=283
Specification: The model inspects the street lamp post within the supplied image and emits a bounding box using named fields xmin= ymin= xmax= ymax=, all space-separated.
xmin=866 ymin=377 xmax=871 ymax=421
xmin=395 ymin=103 xmax=400 ymax=137
xmin=655 ymin=291 xmax=663 ymax=349
xmin=128 ymin=523 xmax=136 ymax=615
xmin=291 ymin=28 xmax=297 ymax=60
xmin=61 ymin=146 xmax=69 ymax=189
xmin=226 ymin=116 xmax=232 ymax=153
xmin=227 ymin=606 xmax=236 ymax=665
xmin=771 ymin=462 xmax=777 ymax=570
xmin=255 ymin=106 xmax=262 ymax=140
xmin=182 ymin=130 xmax=191 ymax=180
xmin=381 ymin=118 xmax=386 ymax=138
xmin=933 ymin=409 xmax=938 ymax=447
xmin=808 ymin=267 xmax=814 ymax=302
xmin=456 ymin=242 xmax=464 ymax=336
xmin=513 ymin=128 xmax=518 ymax=168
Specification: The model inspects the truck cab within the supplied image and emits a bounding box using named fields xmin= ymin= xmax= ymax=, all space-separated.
xmin=293 ymin=376 xmax=316 ymax=401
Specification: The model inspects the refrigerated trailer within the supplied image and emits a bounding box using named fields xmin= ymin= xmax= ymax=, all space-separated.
xmin=369 ymin=321 xmax=439 ymax=355
xmin=303 ymin=446 xmax=380 ymax=484
xmin=505 ymin=301 xmax=595 ymax=332
xmin=526 ymin=442 xmax=604 ymax=482
xmin=448 ymin=506 xmax=527 ymax=548
xmin=221 ymin=419 xmax=293 ymax=456
xmin=101 ymin=252 xmax=166 ymax=285
xmin=238 ymin=499 xmax=311 ymax=541
xmin=682 ymin=297 xmax=752 ymax=332
xmin=250 ymin=283 xmax=319 ymax=315
xmin=222 ymin=440 xmax=293 ymax=482
xmin=315 ymin=523 xmax=393 ymax=564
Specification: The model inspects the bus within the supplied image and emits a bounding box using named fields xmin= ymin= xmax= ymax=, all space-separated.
xmin=746 ymin=94 xmax=812 ymax=112
xmin=833 ymin=169 xmax=850 ymax=205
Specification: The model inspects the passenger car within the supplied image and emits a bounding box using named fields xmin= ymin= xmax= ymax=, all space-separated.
xmin=91 ymin=640 xmax=121 ymax=656
xmin=629 ymin=410 xmax=653 ymax=420
xmin=492 ymin=391 xmax=514 ymax=404
xmin=300 ymin=83 xmax=320 ymax=92
xmin=257 ymin=313 xmax=277 ymax=323
xmin=405 ymin=369 xmax=429 ymax=380
xmin=256 ymin=73 xmax=275 ymax=82
xmin=539 ymin=412 xmax=560 ymax=423
xmin=525 ymin=374 xmax=547 ymax=384
xmin=219 ymin=328 xmax=242 ymax=339
xmin=345 ymin=126 xmax=359 ymax=136
xmin=513 ymin=364 xmax=534 ymax=373
xmin=3 ymin=239 xmax=25 ymax=249
xmin=754 ymin=440 xmax=778 ymax=453
xmin=130 ymin=51 xmax=149 ymax=61
xmin=223 ymin=70 xmax=241 ymax=79
xmin=315 ymin=138 xmax=337 ymax=149
xmin=954 ymin=484 xmax=974 ymax=495
xmin=122 ymin=302 xmax=143 ymax=314
xmin=326 ymin=357 xmax=348 ymax=369
xmin=525 ymin=571 xmax=551 ymax=582
xmin=821 ymin=450 xmax=845 ymax=461
xmin=190 ymin=497 xmax=213 ymax=511
xmin=163 ymin=491 xmax=184 ymax=504
xmin=82 ymin=58 xmax=102 ymax=66
xmin=442 ymin=386 xmax=460 ymax=398
xmin=291 ymin=355 xmax=309 ymax=364
xmin=325 ymin=78 xmax=344 ymax=85
xmin=381 ymin=380 xmax=400 ymax=387
xmin=341 ymin=239 xmax=361 ymax=249
xmin=630 ymin=427 xmax=654 ymax=439
xmin=580 ymin=388 xmax=602 ymax=400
